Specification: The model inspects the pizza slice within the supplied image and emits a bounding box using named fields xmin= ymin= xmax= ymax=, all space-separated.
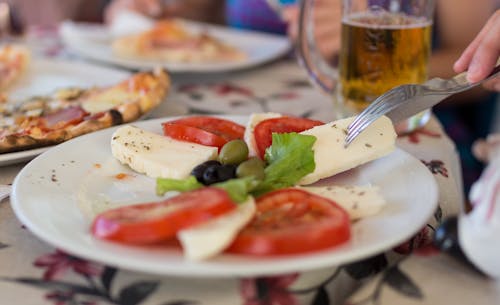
xmin=112 ymin=20 xmax=247 ymax=63
xmin=0 ymin=44 xmax=30 ymax=91
xmin=0 ymin=68 xmax=170 ymax=154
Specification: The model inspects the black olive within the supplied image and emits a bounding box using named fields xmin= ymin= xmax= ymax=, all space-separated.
xmin=201 ymin=163 xmax=236 ymax=185
xmin=202 ymin=165 xmax=220 ymax=185
xmin=191 ymin=160 xmax=221 ymax=183
xmin=217 ymin=164 xmax=237 ymax=182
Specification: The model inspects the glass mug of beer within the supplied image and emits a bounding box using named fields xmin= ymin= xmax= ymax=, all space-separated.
xmin=297 ymin=0 xmax=435 ymax=133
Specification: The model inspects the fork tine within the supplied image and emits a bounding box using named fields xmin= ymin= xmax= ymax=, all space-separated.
xmin=349 ymin=98 xmax=393 ymax=131
xmin=348 ymin=88 xmax=399 ymax=125
xmin=345 ymin=116 xmax=377 ymax=145
xmin=345 ymin=102 xmax=401 ymax=146
xmin=345 ymin=89 xmax=403 ymax=147
xmin=348 ymin=89 xmax=399 ymax=132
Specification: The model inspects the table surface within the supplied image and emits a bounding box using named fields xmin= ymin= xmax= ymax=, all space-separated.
xmin=1 ymin=27 xmax=499 ymax=305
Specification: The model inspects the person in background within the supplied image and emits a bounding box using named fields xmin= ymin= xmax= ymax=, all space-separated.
xmin=4 ymin=0 xmax=106 ymax=26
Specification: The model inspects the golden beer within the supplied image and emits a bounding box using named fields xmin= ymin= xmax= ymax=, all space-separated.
xmin=338 ymin=12 xmax=432 ymax=114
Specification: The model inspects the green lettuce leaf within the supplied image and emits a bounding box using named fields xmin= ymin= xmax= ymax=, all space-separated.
xmin=214 ymin=177 xmax=260 ymax=203
xmin=253 ymin=132 xmax=316 ymax=195
xmin=156 ymin=176 xmax=202 ymax=196
xmin=156 ymin=175 xmax=257 ymax=203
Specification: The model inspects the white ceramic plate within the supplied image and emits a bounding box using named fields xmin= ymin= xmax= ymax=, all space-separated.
xmin=0 ymin=59 xmax=130 ymax=166
xmin=11 ymin=115 xmax=438 ymax=278
xmin=59 ymin=21 xmax=291 ymax=73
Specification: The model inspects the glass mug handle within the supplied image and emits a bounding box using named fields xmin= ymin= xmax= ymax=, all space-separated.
xmin=296 ymin=0 xmax=338 ymax=94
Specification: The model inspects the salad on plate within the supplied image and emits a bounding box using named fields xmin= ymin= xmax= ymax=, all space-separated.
xmin=83 ymin=113 xmax=397 ymax=261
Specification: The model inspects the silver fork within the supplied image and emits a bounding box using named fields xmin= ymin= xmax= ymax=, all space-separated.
xmin=345 ymin=64 xmax=500 ymax=147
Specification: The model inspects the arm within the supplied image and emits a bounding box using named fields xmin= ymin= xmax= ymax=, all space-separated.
xmin=282 ymin=0 xmax=341 ymax=61
xmin=158 ymin=0 xmax=225 ymax=24
xmin=105 ymin=0 xmax=224 ymax=24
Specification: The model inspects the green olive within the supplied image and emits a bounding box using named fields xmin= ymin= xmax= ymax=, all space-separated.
xmin=236 ymin=157 xmax=265 ymax=180
xmin=218 ymin=139 xmax=249 ymax=165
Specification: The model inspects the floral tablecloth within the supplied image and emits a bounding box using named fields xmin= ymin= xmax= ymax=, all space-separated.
xmin=1 ymin=27 xmax=499 ymax=305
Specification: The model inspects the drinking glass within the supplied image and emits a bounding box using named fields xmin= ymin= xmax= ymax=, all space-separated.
xmin=297 ymin=0 xmax=435 ymax=133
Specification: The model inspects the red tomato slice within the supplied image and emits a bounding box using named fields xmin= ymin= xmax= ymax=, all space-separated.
xmin=92 ymin=188 xmax=235 ymax=244
xmin=162 ymin=116 xmax=245 ymax=149
xmin=254 ymin=117 xmax=323 ymax=159
xmin=227 ymin=188 xmax=350 ymax=255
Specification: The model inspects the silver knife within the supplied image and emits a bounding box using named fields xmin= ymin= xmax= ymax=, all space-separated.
xmin=346 ymin=64 xmax=500 ymax=146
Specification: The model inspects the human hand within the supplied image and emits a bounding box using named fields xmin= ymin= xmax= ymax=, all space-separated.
xmin=454 ymin=10 xmax=500 ymax=91
xmin=282 ymin=0 xmax=341 ymax=60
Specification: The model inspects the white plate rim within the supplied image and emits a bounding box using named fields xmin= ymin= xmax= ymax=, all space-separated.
xmin=60 ymin=21 xmax=292 ymax=73
xmin=11 ymin=115 xmax=439 ymax=278
xmin=0 ymin=146 xmax=51 ymax=166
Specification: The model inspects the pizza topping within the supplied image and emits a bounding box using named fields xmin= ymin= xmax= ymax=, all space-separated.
xmin=43 ymin=106 xmax=88 ymax=128
xmin=112 ymin=20 xmax=247 ymax=63
xmin=54 ymin=88 xmax=85 ymax=100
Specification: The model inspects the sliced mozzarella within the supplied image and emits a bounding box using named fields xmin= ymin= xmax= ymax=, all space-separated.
xmin=111 ymin=125 xmax=218 ymax=179
xmin=177 ymin=196 xmax=256 ymax=260
xmin=299 ymin=115 xmax=396 ymax=185
xmin=297 ymin=185 xmax=386 ymax=220
xmin=244 ymin=112 xmax=282 ymax=157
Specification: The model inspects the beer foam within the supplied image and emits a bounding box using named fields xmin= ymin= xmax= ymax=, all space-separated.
xmin=342 ymin=11 xmax=432 ymax=29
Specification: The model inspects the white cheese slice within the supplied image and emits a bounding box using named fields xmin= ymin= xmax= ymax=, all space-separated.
xmin=243 ymin=112 xmax=282 ymax=157
xmin=297 ymin=185 xmax=386 ymax=220
xmin=177 ymin=197 xmax=256 ymax=260
xmin=299 ymin=115 xmax=396 ymax=185
xmin=111 ymin=125 xmax=218 ymax=179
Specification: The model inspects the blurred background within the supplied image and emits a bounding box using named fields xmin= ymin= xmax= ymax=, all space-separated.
xmin=1 ymin=0 xmax=499 ymax=195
